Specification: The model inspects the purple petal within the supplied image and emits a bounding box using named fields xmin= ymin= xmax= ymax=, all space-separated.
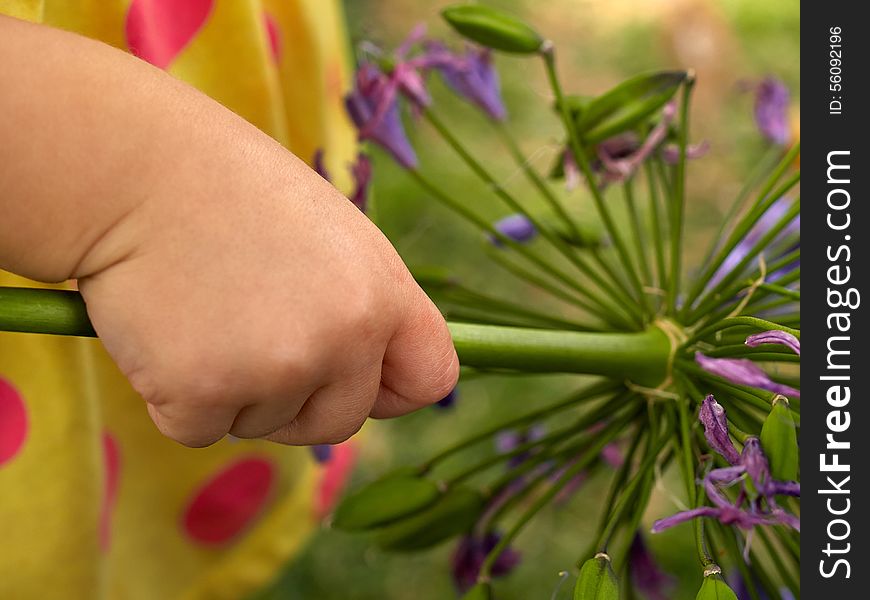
xmin=450 ymin=532 xmax=520 ymax=593
xmin=698 ymin=395 xmax=741 ymax=465
xmin=345 ymin=64 xmax=418 ymax=169
xmin=349 ymin=153 xmax=372 ymax=212
xmin=652 ymin=507 xmax=722 ymax=533
xmin=754 ymin=77 xmax=791 ymax=145
xmin=740 ymin=437 xmax=771 ymax=490
xmin=772 ymin=507 xmax=801 ymax=531
xmin=745 ymin=330 xmax=800 ymax=355
xmin=435 ymin=387 xmax=458 ymax=409
xmin=661 ymin=140 xmax=710 ymax=164
xmin=695 ymin=352 xmax=800 ymax=399
xmin=705 ymin=466 xmax=747 ymax=508
xmin=490 ymin=214 xmax=537 ymax=245
xmin=310 ymin=444 xmax=333 ymax=463
xmin=426 ymin=43 xmax=507 ymax=121
xmin=628 ymin=533 xmax=675 ymax=600
xmin=769 ymin=480 xmax=800 ymax=497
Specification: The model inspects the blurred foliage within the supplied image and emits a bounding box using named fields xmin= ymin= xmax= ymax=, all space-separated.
xmin=257 ymin=1 xmax=799 ymax=598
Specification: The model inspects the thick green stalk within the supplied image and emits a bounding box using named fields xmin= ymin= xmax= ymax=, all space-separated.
xmin=0 ymin=287 xmax=95 ymax=336
xmin=449 ymin=322 xmax=670 ymax=386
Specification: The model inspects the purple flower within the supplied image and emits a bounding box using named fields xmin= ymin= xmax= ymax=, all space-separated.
xmin=435 ymin=387 xmax=458 ymax=409
xmin=595 ymin=102 xmax=676 ymax=185
xmin=496 ymin=424 xmax=546 ymax=467
xmin=653 ymin=435 xmax=800 ymax=536
xmin=705 ymin=197 xmax=799 ymax=290
xmin=345 ymin=64 xmax=419 ymax=169
xmin=698 ymin=395 xmax=740 ymax=465
xmin=349 ymin=153 xmax=372 ymax=212
xmin=745 ymin=330 xmax=800 ymax=355
xmin=628 ymin=533 xmax=674 ymax=600
xmin=695 ymin=352 xmax=800 ymax=399
xmin=754 ymin=77 xmax=791 ymax=145
xmin=490 ymin=214 xmax=537 ymax=245
xmin=425 ymin=42 xmax=507 ymax=121
xmin=451 ymin=532 xmax=521 ymax=593
xmin=310 ymin=444 xmax=333 ymax=463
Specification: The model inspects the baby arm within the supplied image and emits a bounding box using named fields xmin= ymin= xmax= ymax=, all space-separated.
xmin=0 ymin=15 xmax=459 ymax=447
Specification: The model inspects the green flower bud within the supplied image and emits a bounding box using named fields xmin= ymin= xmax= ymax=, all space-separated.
xmin=332 ymin=469 xmax=440 ymax=532
xmin=441 ymin=4 xmax=544 ymax=54
xmin=461 ymin=582 xmax=493 ymax=600
xmin=760 ymin=395 xmax=799 ymax=481
xmin=375 ymin=486 xmax=485 ymax=552
xmin=695 ymin=568 xmax=738 ymax=600
xmin=574 ymin=553 xmax=619 ymax=600
xmin=577 ymin=71 xmax=688 ymax=145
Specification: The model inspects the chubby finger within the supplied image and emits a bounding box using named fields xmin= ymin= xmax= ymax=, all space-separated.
xmin=146 ymin=401 xmax=237 ymax=448
xmin=266 ymin=363 xmax=382 ymax=445
xmin=376 ymin=293 xmax=458 ymax=415
xmin=226 ymin=387 xmax=315 ymax=439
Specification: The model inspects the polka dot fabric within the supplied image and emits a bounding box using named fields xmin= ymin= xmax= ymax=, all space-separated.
xmin=0 ymin=1 xmax=358 ymax=598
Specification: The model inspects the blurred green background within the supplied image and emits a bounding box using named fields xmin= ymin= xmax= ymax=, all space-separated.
xmin=259 ymin=0 xmax=799 ymax=598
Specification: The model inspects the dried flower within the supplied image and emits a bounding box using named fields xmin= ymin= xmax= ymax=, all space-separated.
xmin=698 ymin=395 xmax=740 ymax=465
xmin=745 ymin=330 xmax=800 ymax=355
xmin=425 ymin=42 xmax=507 ymax=121
xmin=695 ymin=352 xmax=800 ymax=399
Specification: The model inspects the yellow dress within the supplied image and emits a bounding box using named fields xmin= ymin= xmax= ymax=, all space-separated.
xmin=0 ymin=1 xmax=358 ymax=598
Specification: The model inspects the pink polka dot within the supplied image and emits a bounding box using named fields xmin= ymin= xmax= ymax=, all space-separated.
xmin=125 ymin=0 xmax=214 ymax=69
xmin=0 ymin=377 xmax=28 ymax=466
xmin=315 ymin=441 xmax=357 ymax=520
xmin=99 ymin=432 xmax=121 ymax=551
xmin=183 ymin=457 xmax=275 ymax=545
xmin=263 ymin=12 xmax=282 ymax=64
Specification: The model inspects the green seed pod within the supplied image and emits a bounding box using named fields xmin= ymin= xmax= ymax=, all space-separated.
xmin=576 ymin=71 xmax=688 ymax=145
xmin=695 ymin=572 xmax=738 ymax=600
xmin=461 ymin=583 xmax=493 ymax=600
xmin=760 ymin=395 xmax=799 ymax=481
xmin=375 ymin=486 xmax=485 ymax=552
xmin=574 ymin=553 xmax=619 ymax=600
xmin=331 ymin=469 xmax=440 ymax=532
xmin=441 ymin=4 xmax=544 ymax=54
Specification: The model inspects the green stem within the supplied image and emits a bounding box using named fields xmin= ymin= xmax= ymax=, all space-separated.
xmin=449 ymin=322 xmax=670 ymax=385
xmin=624 ymin=178 xmax=653 ymax=295
xmin=668 ymin=75 xmax=696 ymax=314
xmin=540 ymin=46 xmax=648 ymax=317
xmin=424 ymin=109 xmax=641 ymax=326
xmin=0 ymin=287 xmax=95 ymax=336
xmin=644 ymin=162 xmax=668 ymax=298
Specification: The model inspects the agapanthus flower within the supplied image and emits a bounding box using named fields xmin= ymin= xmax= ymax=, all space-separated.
xmin=311 ymin=150 xmax=373 ymax=213
xmin=745 ymin=330 xmax=800 ymax=355
xmin=695 ymin=352 xmax=800 ymax=399
xmin=753 ymin=77 xmax=791 ymax=145
xmin=628 ymin=533 xmax=674 ymax=600
xmin=310 ymin=444 xmax=333 ymax=463
xmin=489 ymin=214 xmax=537 ymax=245
xmin=706 ymin=197 xmax=799 ymax=289
xmin=451 ymin=532 xmax=521 ymax=593
xmin=436 ymin=387 xmax=458 ymax=409
xmin=346 ymin=64 xmax=419 ymax=169
xmin=698 ymin=394 xmax=741 ymax=465
xmin=424 ymin=41 xmax=507 ymax=121
xmin=653 ymin=398 xmax=799 ymax=536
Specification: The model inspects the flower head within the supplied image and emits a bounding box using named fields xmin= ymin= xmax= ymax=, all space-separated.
xmin=425 ymin=42 xmax=507 ymax=121
xmin=754 ymin=77 xmax=791 ymax=145
xmin=745 ymin=330 xmax=800 ymax=355
xmin=451 ymin=532 xmax=521 ymax=593
xmin=698 ymin=394 xmax=740 ymax=465
xmin=695 ymin=352 xmax=800 ymax=399
xmin=490 ymin=214 xmax=537 ymax=245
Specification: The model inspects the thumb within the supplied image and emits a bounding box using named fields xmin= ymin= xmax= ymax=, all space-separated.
xmin=371 ymin=291 xmax=459 ymax=419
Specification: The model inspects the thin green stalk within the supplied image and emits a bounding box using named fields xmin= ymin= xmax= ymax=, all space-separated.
xmin=540 ymin=47 xmax=649 ymax=316
xmin=667 ymin=75 xmax=696 ymax=314
xmin=684 ymin=316 xmax=800 ymax=349
xmin=624 ymin=178 xmax=654 ymax=295
xmin=0 ymin=287 xmax=95 ymax=337
xmin=410 ymin=168 xmax=632 ymax=328
xmin=754 ymin=282 xmax=800 ymax=301
xmin=478 ymin=410 xmax=638 ymax=579
xmin=424 ymin=110 xmax=642 ymax=326
xmin=492 ymin=120 xmax=642 ymax=318
xmin=644 ymin=162 xmax=668 ymax=296
xmin=681 ymin=155 xmax=801 ymax=318
xmin=421 ymin=380 xmax=620 ymax=471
